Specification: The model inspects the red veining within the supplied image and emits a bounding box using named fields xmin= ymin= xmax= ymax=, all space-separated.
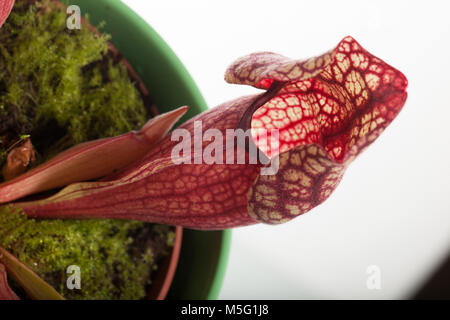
xmin=9 ymin=36 xmax=407 ymax=230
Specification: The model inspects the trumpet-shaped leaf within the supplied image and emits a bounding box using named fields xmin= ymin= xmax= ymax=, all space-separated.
xmin=9 ymin=37 xmax=407 ymax=230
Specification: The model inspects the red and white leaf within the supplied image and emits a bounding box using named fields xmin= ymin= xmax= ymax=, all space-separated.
xmin=11 ymin=37 xmax=408 ymax=229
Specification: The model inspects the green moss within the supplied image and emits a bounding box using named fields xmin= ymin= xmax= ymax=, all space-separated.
xmin=0 ymin=207 xmax=174 ymax=300
xmin=0 ymin=1 xmax=173 ymax=299
xmin=0 ymin=0 xmax=147 ymax=162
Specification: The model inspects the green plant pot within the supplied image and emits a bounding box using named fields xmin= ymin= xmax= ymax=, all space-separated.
xmin=60 ymin=0 xmax=231 ymax=299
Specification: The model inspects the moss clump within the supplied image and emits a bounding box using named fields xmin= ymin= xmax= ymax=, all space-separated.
xmin=0 ymin=207 xmax=174 ymax=300
xmin=0 ymin=0 xmax=173 ymax=299
xmin=0 ymin=0 xmax=148 ymax=163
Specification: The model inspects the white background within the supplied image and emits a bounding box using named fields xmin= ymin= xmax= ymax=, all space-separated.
xmin=122 ymin=0 xmax=450 ymax=299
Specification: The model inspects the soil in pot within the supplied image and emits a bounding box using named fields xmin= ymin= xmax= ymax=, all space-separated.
xmin=0 ymin=0 xmax=175 ymax=299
